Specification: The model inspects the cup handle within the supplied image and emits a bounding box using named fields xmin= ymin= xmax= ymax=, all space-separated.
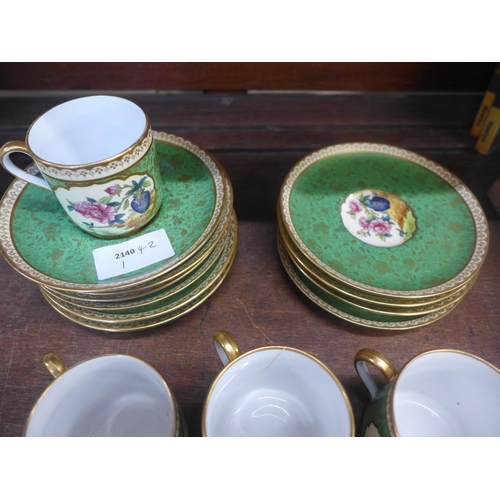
xmin=213 ymin=330 xmax=242 ymax=366
xmin=354 ymin=348 xmax=396 ymax=399
xmin=0 ymin=141 xmax=51 ymax=190
xmin=43 ymin=352 xmax=68 ymax=379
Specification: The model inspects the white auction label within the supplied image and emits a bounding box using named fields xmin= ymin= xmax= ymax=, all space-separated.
xmin=92 ymin=229 xmax=175 ymax=280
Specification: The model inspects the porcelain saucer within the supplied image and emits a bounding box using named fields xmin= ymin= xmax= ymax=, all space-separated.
xmin=0 ymin=132 xmax=228 ymax=293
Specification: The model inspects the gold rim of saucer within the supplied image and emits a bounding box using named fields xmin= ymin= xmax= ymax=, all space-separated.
xmin=0 ymin=132 xmax=230 ymax=294
xmin=278 ymin=215 xmax=477 ymax=311
xmin=277 ymin=231 xmax=461 ymax=330
xmin=41 ymin=211 xmax=234 ymax=311
xmin=49 ymin=193 xmax=234 ymax=303
xmin=41 ymin=239 xmax=236 ymax=333
xmin=40 ymin=217 xmax=237 ymax=326
xmin=277 ymin=210 xmax=478 ymax=307
xmin=287 ymin=237 xmax=475 ymax=317
xmin=278 ymin=143 xmax=489 ymax=299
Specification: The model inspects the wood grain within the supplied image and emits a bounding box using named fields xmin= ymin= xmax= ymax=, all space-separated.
xmin=0 ymin=62 xmax=497 ymax=92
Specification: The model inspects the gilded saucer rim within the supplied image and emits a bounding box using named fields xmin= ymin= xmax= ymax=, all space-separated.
xmin=41 ymin=215 xmax=237 ymax=324
xmin=278 ymin=212 xmax=477 ymax=308
xmin=279 ymin=143 xmax=489 ymax=299
xmin=277 ymin=231 xmax=461 ymax=330
xmin=42 ymin=237 xmax=236 ymax=333
xmin=42 ymin=210 xmax=234 ymax=311
xmin=0 ymin=132 xmax=228 ymax=293
xmin=52 ymin=183 xmax=233 ymax=301
xmin=286 ymin=232 xmax=475 ymax=317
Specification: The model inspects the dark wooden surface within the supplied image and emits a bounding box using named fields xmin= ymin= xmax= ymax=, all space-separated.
xmin=0 ymin=62 xmax=497 ymax=92
xmin=1 ymin=91 xmax=499 ymax=437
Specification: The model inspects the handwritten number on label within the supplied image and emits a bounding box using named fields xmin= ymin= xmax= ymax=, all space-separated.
xmin=138 ymin=241 xmax=157 ymax=254
xmin=115 ymin=241 xmax=162 ymax=269
xmin=93 ymin=229 xmax=175 ymax=281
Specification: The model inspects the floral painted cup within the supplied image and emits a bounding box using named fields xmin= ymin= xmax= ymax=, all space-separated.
xmin=0 ymin=95 xmax=163 ymax=238
xmin=202 ymin=330 xmax=355 ymax=436
xmin=354 ymin=348 xmax=500 ymax=436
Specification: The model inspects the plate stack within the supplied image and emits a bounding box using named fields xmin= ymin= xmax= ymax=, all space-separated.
xmin=0 ymin=132 xmax=236 ymax=332
xmin=277 ymin=143 xmax=489 ymax=330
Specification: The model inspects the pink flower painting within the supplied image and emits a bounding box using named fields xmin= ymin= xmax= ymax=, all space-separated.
xmin=369 ymin=219 xmax=391 ymax=235
xmin=73 ymin=201 xmax=118 ymax=224
xmin=359 ymin=217 xmax=371 ymax=231
xmin=67 ymin=175 xmax=154 ymax=229
xmin=348 ymin=199 xmax=362 ymax=214
xmin=105 ymin=185 xmax=119 ymax=195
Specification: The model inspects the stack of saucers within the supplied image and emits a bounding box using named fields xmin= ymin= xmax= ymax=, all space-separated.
xmin=277 ymin=143 xmax=489 ymax=330
xmin=0 ymin=132 xmax=236 ymax=332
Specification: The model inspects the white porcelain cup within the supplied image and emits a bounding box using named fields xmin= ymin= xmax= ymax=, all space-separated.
xmin=24 ymin=352 xmax=185 ymax=437
xmin=202 ymin=331 xmax=355 ymax=437
xmin=0 ymin=95 xmax=163 ymax=238
xmin=355 ymin=348 xmax=500 ymax=437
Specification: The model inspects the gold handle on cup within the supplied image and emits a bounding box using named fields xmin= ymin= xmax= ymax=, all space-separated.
xmin=0 ymin=141 xmax=51 ymax=191
xmin=213 ymin=330 xmax=242 ymax=366
xmin=43 ymin=352 xmax=68 ymax=379
xmin=354 ymin=348 xmax=396 ymax=399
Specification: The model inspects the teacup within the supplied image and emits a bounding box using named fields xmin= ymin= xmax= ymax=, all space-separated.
xmin=354 ymin=348 xmax=500 ymax=436
xmin=24 ymin=352 xmax=185 ymax=437
xmin=0 ymin=95 xmax=163 ymax=238
xmin=202 ymin=330 xmax=355 ymax=436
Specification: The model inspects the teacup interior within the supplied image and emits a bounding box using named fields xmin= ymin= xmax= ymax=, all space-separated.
xmin=393 ymin=351 xmax=500 ymax=437
xmin=205 ymin=348 xmax=353 ymax=437
xmin=27 ymin=96 xmax=146 ymax=165
xmin=25 ymin=356 xmax=175 ymax=437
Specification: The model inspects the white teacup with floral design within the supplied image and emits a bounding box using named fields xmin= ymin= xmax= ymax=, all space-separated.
xmin=355 ymin=348 xmax=500 ymax=437
xmin=0 ymin=95 xmax=163 ymax=238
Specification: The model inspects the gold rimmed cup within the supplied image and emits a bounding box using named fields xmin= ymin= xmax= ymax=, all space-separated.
xmin=202 ymin=330 xmax=355 ymax=437
xmin=24 ymin=351 xmax=186 ymax=436
xmin=0 ymin=96 xmax=163 ymax=239
xmin=354 ymin=348 xmax=500 ymax=436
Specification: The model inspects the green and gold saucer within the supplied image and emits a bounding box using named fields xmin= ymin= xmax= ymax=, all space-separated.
xmin=285 ymin=233 xmax=474 ymax=317
xmin=41 ymin=214 xmax=237 ymax=331
xmin=42 ymin=262 xmax=234 ymax=333
xmin=0 ymin=132 xmax=228 ymax=294
xmin=55 ymin=177 xmax=233 ymax=301
xmin=42 ymin=210 xmax=234 ymax=311
xmin=278 ymin=210 xmax=476 ymax=310
xmin=277 ymin=232 xmax=460 ymax=330
xmin=279 ymin=143 xmax=489 ymax=300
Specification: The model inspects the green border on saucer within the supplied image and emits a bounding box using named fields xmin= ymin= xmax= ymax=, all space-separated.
xmin=42 ymin=217 xmax=237 ymax=332
xmin=42 ymin=213 xmax=236 ymax=321
xmin=0 ymin=132 xmax=227 ymax=292
xmin=280 ymin=143 xmax=489 ymax=298
xmin=277 ymin=232 xmax=460 ymax=330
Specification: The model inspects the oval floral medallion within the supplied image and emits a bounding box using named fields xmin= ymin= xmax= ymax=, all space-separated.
xmin=340 ymin=190 xmax=416 ymax=247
